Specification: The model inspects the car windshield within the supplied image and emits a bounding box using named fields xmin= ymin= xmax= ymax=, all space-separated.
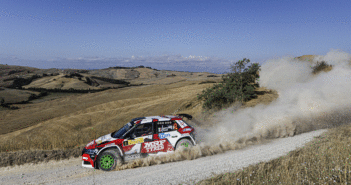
xmin=111 ymin=122 xmax=134 ymax=138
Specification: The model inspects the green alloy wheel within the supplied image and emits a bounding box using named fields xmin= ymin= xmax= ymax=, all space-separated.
xmin=100 ymin=155 xmax=114 ymax=169
xmin=175 ymin=139 xmax=193 ymax=151
xmin=97 ymin=150 xmax=121 ymax=171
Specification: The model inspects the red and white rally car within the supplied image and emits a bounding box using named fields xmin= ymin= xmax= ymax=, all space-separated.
xmin=82 ymin=114 xmax=196 ymax=171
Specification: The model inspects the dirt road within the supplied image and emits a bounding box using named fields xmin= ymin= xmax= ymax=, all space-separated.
xmin=0 ymin=129 xmax=326 ymax=185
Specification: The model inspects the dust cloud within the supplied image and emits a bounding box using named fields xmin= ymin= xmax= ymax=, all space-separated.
xmin=198 ymin=49 xmax=351 ymax=144
xmin=115 ymin=49 xmax=351 ymax=171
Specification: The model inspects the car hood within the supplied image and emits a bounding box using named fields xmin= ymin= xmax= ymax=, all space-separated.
xmin=95 ymin=133 xmax=115 ymax=145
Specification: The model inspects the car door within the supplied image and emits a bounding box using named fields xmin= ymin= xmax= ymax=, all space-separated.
xmin=122 ymin=123 xmax=154 ymax=155
xmin=142 ymin=120 xmax=179 ymax=154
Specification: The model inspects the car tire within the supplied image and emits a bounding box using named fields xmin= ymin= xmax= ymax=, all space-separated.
xmin=97 ymin=149 xmax=122 ymax=171
xmin=175 ymin=139 xmax=193 ymax=151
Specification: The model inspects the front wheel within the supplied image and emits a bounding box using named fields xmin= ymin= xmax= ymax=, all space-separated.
xmin=175 ymin=139 xmax=193 ymax=151
xmin=97 ymin=150 xmax=121 ymax=171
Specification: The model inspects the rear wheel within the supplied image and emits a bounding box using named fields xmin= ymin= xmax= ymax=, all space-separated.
xmin=97 ymin=150 xmax=121 ymax=171
xmin=175 ymin=139 xmax=193 ymax=151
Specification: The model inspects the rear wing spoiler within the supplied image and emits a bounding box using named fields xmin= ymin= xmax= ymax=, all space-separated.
xmin=176 ymin=114 xmax=193 ymax=120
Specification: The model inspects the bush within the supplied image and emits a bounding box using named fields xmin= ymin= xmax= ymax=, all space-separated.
xmin=9 ymin=106 xmax=19 ymax=110
xmin=207 ymin=75 xmax=218 ymax=77
xmin=39 ymin=91 xmax=48 ymax=96
xmin=28 ymin=94 xmax=37 ymax=101
xmin=312 ymin=61 xmax=332 ymax=74
xmin=197 ymin=58 xmax=260 ymax=110
xmin=10 ymin=74 xmax=41 ymax=89
xmin=90 ymin=76 xmax=130 ymax=85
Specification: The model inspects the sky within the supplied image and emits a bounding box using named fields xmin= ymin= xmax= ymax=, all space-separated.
xmin=0 ymin=0 xmax=350 ymax=73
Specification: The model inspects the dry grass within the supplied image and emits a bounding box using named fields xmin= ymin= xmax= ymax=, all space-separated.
xmin=0 ymin=80 xmax=218 ymax=152
xmin=197 ymin=122 xmax=351 ymax=185
xmin=22 ymin=74 xmax=101 ymax=90
xmin=0 ymin=78 xmax=277 ymax=167
xmin=0 ymin=88 xmax=41 ymax=104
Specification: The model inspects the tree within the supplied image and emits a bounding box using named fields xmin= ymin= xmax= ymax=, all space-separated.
xmin=228 ymin=58 xmax=260 ymax=103
xmin=197 ymin=58 xmax=260 ymax=110
xmin=229 ymin=58 xmax=250 ymax=103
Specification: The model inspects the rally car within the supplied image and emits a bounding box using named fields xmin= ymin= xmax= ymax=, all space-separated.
xmin=82 ymin=114 xmax=196 ymax=171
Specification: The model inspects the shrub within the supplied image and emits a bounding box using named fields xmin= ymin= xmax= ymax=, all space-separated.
xmin=197 ymin=58 xmax=260 ymax=110
xmin=9 ymin=106 xmax=19 ymax=110
xmin=39 ymin=91 xmax=48 ymax=96
xmin=166 ymin=74 xmax=176 ymax=77
xmin=207 ymin=75 xmax=218 ymax=77
xmin=10 ymin=74 xmax=41 ymax=88
xmin=90 ymin=76 xmax=130 ymax=85
xmin=28 ymin=94 xmax=37 ymax=101
xmin=312 ymin=61 xmax=332 ymax=74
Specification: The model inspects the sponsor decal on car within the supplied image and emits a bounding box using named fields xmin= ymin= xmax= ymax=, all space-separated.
xmin=144 ymin=140 xmax=166 ymax=152
xmin=176 ymin=120 xmax=187 ymax=128
xmin=157 ymin=121 xmax=172 ymax=125
xmin=86 ymin=140 xmax=95 ymax=147
xmin=104 ymin=143 xmax=115 ymax=147
xmin=159 ymin=133 xmax=170 ymax=139
xmin=158 ymin=125 xmax=174 ymax=132
xmin=183 ymin=128 xmax=192 ymax=132
xmin=158 ymin=127 xmax=168 ymax=132
xmin=173 ymin=123 xmax=178 ymax=130
xmin=124 ymin=144 xmax=142 ymax=154
xmin=95 ymin=134 xmax=114 ymax=144
xmin=123 ymin=138 xmax=144 ymax=146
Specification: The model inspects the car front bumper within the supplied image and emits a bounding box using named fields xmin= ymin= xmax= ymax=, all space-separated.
xmin=82 ymin=153 xmax=95 ymax=168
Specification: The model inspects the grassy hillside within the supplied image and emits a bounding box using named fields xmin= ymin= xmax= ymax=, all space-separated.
xmin=0 ymin=55 xmax=343 ymax=169
xmin=0 ymin=80 xmax=215 ymax=152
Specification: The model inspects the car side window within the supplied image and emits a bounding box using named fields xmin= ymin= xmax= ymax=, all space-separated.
xmin=133 ymin=123 xmax=153 ymax=137
xmin=156 ymin=120 xmax=179 ymax=133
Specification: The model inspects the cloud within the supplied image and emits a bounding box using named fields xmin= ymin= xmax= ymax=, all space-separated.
xmin=0 ymin=54 xmax=236 ymax=74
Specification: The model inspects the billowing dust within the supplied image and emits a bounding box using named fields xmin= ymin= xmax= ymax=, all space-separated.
xmin=114 ymin=49 xmax=351 ymax=171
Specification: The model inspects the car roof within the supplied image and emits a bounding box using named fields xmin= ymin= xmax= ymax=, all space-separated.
xmin=131 ymin=115 xmax=182 ymax=124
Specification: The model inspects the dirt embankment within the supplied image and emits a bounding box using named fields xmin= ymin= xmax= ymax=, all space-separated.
xmin=0 ymin=147 xmax=84 ymax=168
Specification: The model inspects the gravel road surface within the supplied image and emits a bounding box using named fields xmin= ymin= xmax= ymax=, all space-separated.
xmin=0 ymin=129 xmax=327 ymax=185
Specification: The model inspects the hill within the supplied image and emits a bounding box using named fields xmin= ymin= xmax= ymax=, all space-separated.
xmin=0 ymin=54 xmax=341 ymax=168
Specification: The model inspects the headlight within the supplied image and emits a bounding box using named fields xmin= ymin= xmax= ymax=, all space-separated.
xmin=83 ymin=148 xmax=98 ymax=155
